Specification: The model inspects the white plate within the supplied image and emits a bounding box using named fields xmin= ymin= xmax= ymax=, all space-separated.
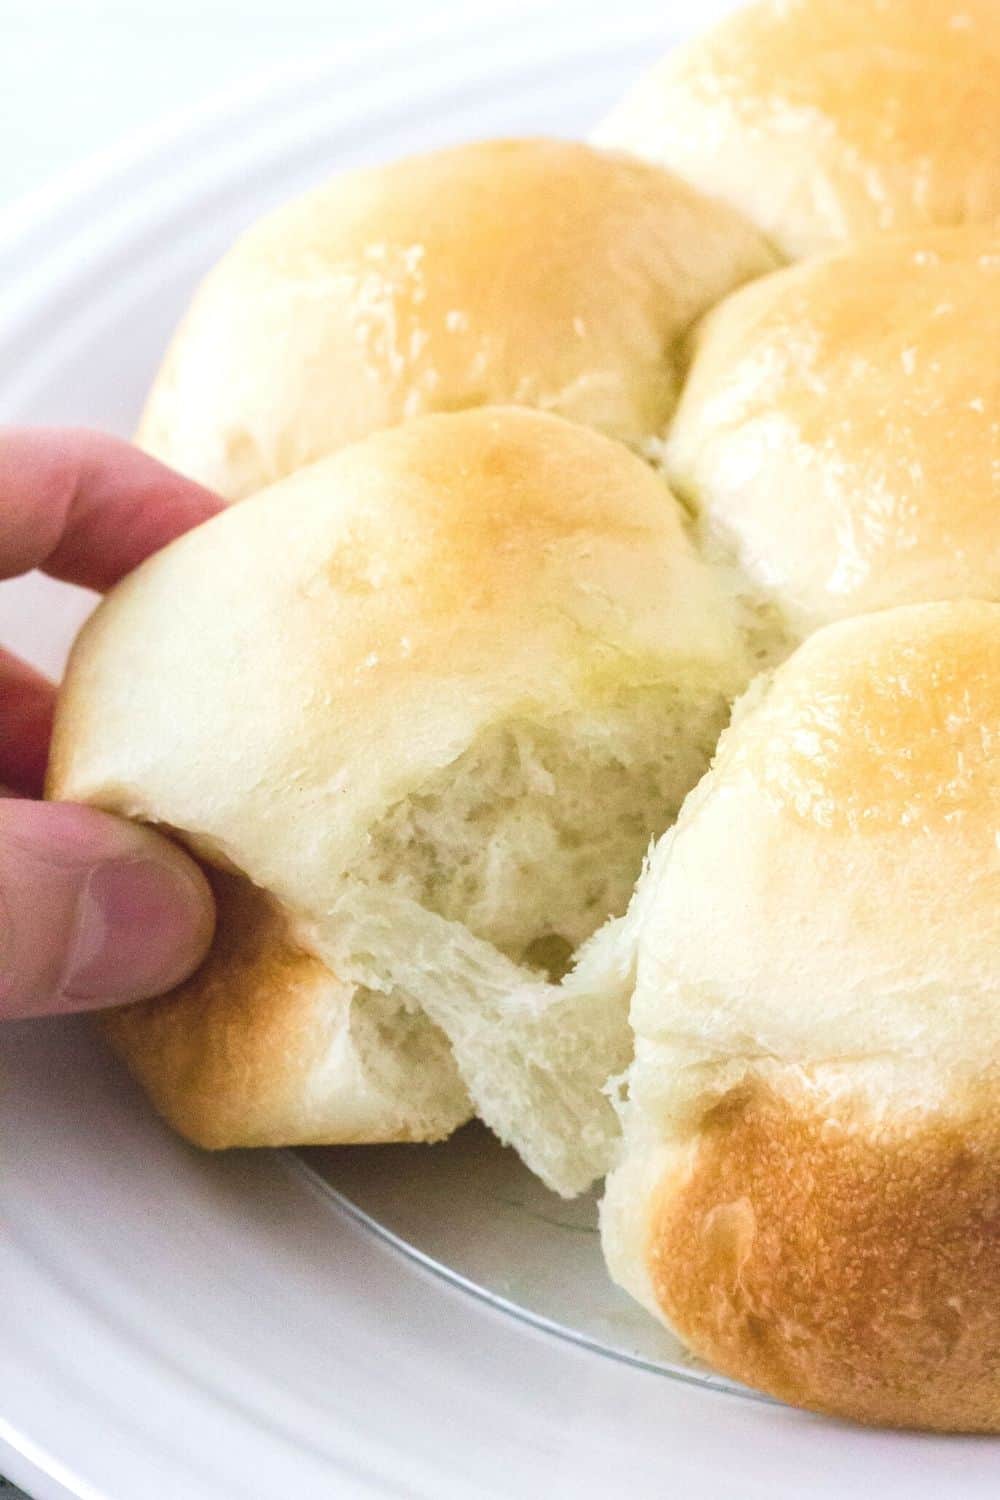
xmin=2 ymin=10 xmax=999 ymax=1496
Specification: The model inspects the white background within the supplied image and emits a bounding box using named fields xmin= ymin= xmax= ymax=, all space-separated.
xmin=2 ymin=0 xmax=736 ymax=210
xmin=3 ymin=1 xmax=500 ymax=205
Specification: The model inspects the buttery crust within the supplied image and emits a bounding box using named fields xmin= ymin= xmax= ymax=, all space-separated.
xmin=135 ymin=137 xmax=775 ymax=498
xmin=665 ymin=228 xmax=1000 ymax=643
xmin=596 ymin=0 xmax=1000 ymax=259
xmin=648 ymin=1085 xmax=1000 ymax=1431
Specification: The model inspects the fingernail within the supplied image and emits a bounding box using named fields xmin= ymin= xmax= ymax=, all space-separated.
xmin=62 ymin=857 xmax=212 ymax=1003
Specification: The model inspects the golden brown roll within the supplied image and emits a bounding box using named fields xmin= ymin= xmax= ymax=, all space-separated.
xmin=664 ymin=228 xmax=1000 ymax=649
xmin=596 ymin=0 xmax=1000 ymax=259
xmin=136 ymin=137 xmax=775 ymax=499
xmin=49 ymin=406 xmax=752 ymax=1194
xmin=601 ymin=600 xmax=1000 ymax=1430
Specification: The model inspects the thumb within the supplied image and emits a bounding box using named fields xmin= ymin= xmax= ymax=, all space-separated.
xmin=0 ymin=800 xmax=215 ymax=1020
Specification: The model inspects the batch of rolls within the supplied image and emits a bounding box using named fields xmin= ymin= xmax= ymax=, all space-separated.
xmin=49 ymin=0 xmax=1000 ymax=1431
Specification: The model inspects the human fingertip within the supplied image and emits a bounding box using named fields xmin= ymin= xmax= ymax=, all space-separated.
xmin=60 ymin=851 xmax=215 ymax=1007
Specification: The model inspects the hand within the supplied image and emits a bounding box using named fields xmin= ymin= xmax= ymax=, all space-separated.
xmin=1 ymin=429 xmax=221 ymax=1020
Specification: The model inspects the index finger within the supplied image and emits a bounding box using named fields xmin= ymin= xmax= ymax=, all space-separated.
xmin=0 ymin=428 xmax=223 ymax=591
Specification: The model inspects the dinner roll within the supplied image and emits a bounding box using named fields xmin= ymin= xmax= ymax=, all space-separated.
xmin=49 ymin=406 xmax=751 ymax=1194
xmin=596 ymin=0 xmax=1000 ymax=259
xmin=664 ymin=229 xmax=1000 ymax=650
xmin=136 ymin=138 xmax=775 ymax=499
xmin=601 ymin=600 xmax=1000 ymax=1430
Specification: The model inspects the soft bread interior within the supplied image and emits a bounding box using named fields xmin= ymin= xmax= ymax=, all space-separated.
xmin=303 ymin=683 xmax=734 ymax=1195
xmin=102 ymin=679 xmax=730 ymax=1192
xmin=353 ymin=687 xmax=722 ymax=965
